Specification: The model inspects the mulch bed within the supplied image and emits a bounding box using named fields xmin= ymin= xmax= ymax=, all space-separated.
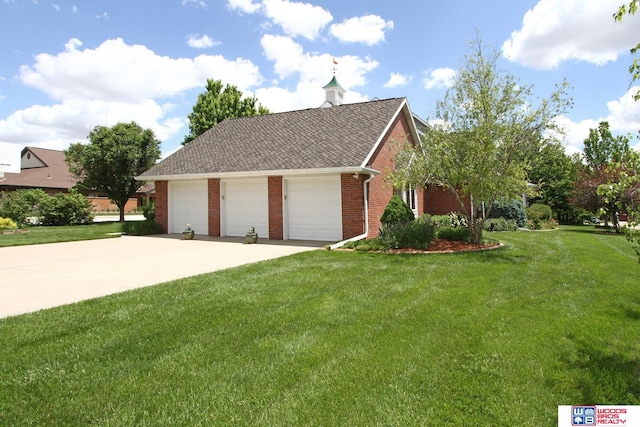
xmin=386 ymin=239 xmax=501 ymax=254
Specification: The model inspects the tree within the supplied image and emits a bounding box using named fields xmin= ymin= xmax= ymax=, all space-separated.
xmin=392 ymin=37 xmax=571 ymax=243
xmin=183 ymin=79 xmax=270 ymax=145
xmin=614 ymin=1 xmax=640 ymax=100
xmin=528 ymin=142 xmax=578 ymax=223
xmin=65 ymin=122 xmax=161 ymax=222
xmin=572 ymin=121 xmax=636 ymax=231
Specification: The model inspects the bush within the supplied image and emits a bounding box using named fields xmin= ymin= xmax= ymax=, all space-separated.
xmin=39 ymin=190 xmax=94 ymax=226
xmin=141 ymin=200 xmax=156 ymax=221
xmin=342 ymin=238 xmax=386 ymax=252
xmin=0 ymin=217 xmax=18 ymax=230
xmin=0 ymin=189 xmax=48 ymax=226
xmin=121 ymin=220 xmax=164 ymax=236
xmin=429 ymin=215 xmax=451 ymax=229
xmin=527 ymin=203 xmax=553 ymax=221
xmin=488 ymin=198 xmax=527 ymax=228
xmin=436 ymin=226 xmax=471 ymax=242
xmin=379 ymin=220 xmax=436 ymax=250
xmin=380 ymin=195 xmax=414 ymax=226
xmin=483 ymin=218 xmax=518 ymax=232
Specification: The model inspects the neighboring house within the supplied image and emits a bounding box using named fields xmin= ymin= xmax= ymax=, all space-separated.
xmin=138 ymin=77 xmax=426 ymax=242
xmin=0 ymin=147 xmax=139 ymax=212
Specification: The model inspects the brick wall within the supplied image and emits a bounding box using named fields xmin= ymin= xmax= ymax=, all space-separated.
xmin=154 ymin=180 xmax=168 ymax=233
xmin=423 ymin=187 xmax=471 ymax=216
xmin=89 ymin=197 xmax=138 ymax=212
xmin=366 ymin=111 xmax=415 ymax=237
xmin=208 ymin=179 xmax=221 ymax=236
xmin=341 ymin=173 xmax=365 ymax=239
xmin=268 ymin=176 xmax=283 ymax=240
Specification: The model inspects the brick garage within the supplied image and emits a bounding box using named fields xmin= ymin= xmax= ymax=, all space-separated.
xmin=141 ymin=94 xmax=426 ymax=242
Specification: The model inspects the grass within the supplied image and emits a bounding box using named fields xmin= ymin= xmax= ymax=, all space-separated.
xmin=0 ymin=226 xmax=638 ymax=426
xmin=0 ymin=222 xmax=124 ymax=247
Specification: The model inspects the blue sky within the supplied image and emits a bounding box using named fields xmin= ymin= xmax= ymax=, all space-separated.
xmin=1 ymin=0 xmax=639 ymax=169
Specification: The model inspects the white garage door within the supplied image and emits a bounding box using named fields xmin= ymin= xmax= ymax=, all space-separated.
xmin=170 ymin=180 xmax=208 ymax=234
xmin=286 ymin=176 xmax=342 ymax=241
xmin=222 ymin=179 xmax=269 ymax=237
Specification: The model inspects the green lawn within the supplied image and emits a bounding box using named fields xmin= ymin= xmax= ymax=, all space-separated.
xmin=0 ymin=222 xmax=123 ymax=247
xmin=0 ymin=226 xmax=638 ymax=426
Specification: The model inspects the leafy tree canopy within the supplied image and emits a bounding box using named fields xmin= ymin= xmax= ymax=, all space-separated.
xmin=65 ymin=121 xmax=161 ymax=221
xmin=392 ymin=36 xmax=571 ymax=243
xmin=183 ymin=79 xmax=270 ymax=145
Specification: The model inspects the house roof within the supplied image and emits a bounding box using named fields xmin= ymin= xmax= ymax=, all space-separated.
xmin=0 ymin=147 xmax=78 ymax=190
xmin=140 ymin=97 xmax=415 ymax=180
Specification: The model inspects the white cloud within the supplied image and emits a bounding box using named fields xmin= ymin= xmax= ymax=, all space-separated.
xmin=52 ymin=4 xmax=59 ymax=13
xmin=261 ymin=0 xmax=332 ymax=41
xmin=72 ymin=5 xmax=78 ymax=13
xmin=552 ymin=86 xmax=640 ymax=155
xmin=423 ymin=68 xmax=456 ymax=90
xmin=503 ymin=0 xmax=639 ymax=69
xmin=187 ymin=34 xmax=219 ymax=49
xmin=258 ymin=34 xmax=377 ymax=111
xmin=95 ymin=12 xmax=108 ymax=19
xmin=226 ymin=0 xmax=261 ymax=14
xmin=2 ymin=38 xmax=264 ymax=155
xmin=330 ymin=15 xmax=394 ymax=45
xmin=384 ymin=72 xmax=412 ymax=89
xmin=182 ymin=0 xmax=207 ymax=8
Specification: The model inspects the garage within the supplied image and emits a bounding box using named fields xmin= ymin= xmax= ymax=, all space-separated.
xmin=169 ymin=180 xmax=208 ymax=234
xmin=222 ymin=179 xmax=269 ymax=237
xmin=286 ymin=176 xmax=342 ymax=241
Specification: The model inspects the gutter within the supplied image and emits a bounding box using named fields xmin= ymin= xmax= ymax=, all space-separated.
xmin=329 ymin=174 xmax=375 ymax=250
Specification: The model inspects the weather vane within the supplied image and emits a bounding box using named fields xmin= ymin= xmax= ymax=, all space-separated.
xmin=332 ymin=57 xmax=338 ymax=75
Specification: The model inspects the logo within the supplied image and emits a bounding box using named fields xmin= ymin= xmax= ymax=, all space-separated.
xmin=572 ymin=406 xmax=596 ymax=426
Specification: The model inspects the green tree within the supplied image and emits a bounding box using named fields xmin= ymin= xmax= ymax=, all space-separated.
xmin=614 ymin=1 xmax=640 ymax=100
xmin=183 ymin=79 xmax=270 ymax=145
xmin=392 ymin=38 xmax=571 ymax=243
xmin=65 ymin=122 xmax=161 ymax=222
xmin=528 ymin=142 xmax=577 ymax=223
xmin=573 ymin=121 xmax=635 ymax=231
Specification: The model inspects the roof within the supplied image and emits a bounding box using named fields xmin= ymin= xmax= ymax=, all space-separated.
xmin=140 ymin=97 xmax=414 ymax=179
xmin=322 ymin=75 xmax=343 ymax=89
xmin=0 ymin=147 xmax=78 ymax=190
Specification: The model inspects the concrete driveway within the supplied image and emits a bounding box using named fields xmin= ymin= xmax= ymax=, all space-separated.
xmin=0 ymin=235 xmax=325 ymax=319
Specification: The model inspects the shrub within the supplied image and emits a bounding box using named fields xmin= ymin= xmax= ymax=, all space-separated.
xmin=121 ymin=220 xmax=164 ymax=236
xmin=141 ymin=200 xmax=156 ymax=221
xmin=483 ymin=218 xmax=518 ymax=231
xmin=488 ymin=198 xmax=527 ymax=228
xmin=39 ymin=190 xmax=94 ymax=226
xmin=0 ymin=217 xmax=18 ymax=230
xmin=379 ymin=220 xmax=436 ymax=250
xmin=342 ymin=238 xmax=386 ymax=252
xmin=380 ymin=195 xmax=414 ymax=226
xmin=527 ymin=203 xmax=553 ymax=221
xmin=436 ymin=226 xmax=471 ymax=242
xmin=429 ymin=215 xmax=451 ymax=229
xmin=0 ymin=189 xmax=48 ymax=226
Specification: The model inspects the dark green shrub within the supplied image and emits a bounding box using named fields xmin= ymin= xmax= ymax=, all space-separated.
xmin=527 ymin=203 xmax=552 ymax=221
xmin=380 ymin=195 xmax=414 ymax=226
xmin=436 ymin=226 xmax=471 ymax=242
xmin=121 ymin=220 xmax=164 ymax=236
xmin=379 ymin=220 xmax=436 ymax=250
xmin=483 ymin=218 xmax=518 ymax=231
xmin=39 ymin=190 xmax=94 ymax=226
xmin=141 ymin=200 xmax=155 ymax=221
xmin=0 ymin=188 xmax=48 ymax=226
xmin=488 ymin=198 xmax=527 ymax=228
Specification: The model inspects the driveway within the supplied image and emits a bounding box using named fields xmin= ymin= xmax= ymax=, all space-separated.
xmin=0 ymin=235 xmax=325 ymax=319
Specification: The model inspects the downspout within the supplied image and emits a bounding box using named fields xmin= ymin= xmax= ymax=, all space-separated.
xmin=329 ymin=174 xmax=375 ymax=250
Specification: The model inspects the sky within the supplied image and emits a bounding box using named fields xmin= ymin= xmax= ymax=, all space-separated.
xmin=1 ymin=0 xmax=639 ymax=170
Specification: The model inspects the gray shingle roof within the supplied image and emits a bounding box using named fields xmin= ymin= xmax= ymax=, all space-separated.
xmin=140 ymin=97 xmax=408 ymax=178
